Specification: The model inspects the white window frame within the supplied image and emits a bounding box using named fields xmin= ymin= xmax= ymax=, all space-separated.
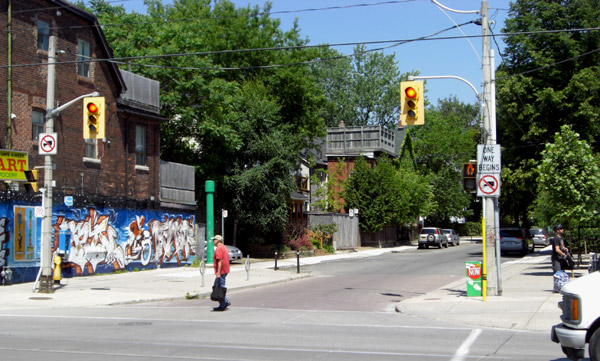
xmin=77 ymin=39 xmax=91 ymax=77
xmin=37 ymin=20 xmax=50 ymax=51
xmin=32 ymin=109 xmax=45 ymax=141
xmin=135 ymin=124 xmax=147 ymax=166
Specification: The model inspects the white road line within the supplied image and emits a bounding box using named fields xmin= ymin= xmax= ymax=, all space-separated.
xmin=452 ymin=328 xmax=482 ymax=361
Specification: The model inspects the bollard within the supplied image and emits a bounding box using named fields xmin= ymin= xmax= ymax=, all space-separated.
xmin=296 ymin=250 xmax=300 ymax=274
xmin=199 ymin=258 xmax=205 ymax=287
xmin=274 ymin=251 xmax=278 ymax=271
xmin=245 ymin=255 xmax=250 ymax=281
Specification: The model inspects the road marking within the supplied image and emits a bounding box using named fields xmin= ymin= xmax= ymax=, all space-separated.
xmin=452 ymin=328 xmax=481 ymax=361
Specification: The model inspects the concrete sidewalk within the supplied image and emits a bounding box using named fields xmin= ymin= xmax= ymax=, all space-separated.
xmin=0 ymin=243 xmax=577 ymax=333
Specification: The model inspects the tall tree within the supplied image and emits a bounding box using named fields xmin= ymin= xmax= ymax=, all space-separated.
xmin=84 ymin=0 xmax=326 ymax=240
xmin=343 ymin=157 xmax=433 ymax=233
xmin=311 ymin=45 xmax=414 ymax=129
xmin=496 ymin=0 xmax=600 ymax=225
xmin=533 ymin=125 xmax=600 ymax=228
xmin=410 ymin=97 xmax=479 ymax=223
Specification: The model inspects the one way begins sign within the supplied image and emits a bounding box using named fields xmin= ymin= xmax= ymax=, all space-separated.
xmin=476 ymin=144 xmax=501 ymax=197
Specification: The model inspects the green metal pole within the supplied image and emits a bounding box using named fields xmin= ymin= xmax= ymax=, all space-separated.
xmin=205 ymin=180 xmax=215 ymax=265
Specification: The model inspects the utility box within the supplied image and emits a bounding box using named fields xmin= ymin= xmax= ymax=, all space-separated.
xmin=465 ymin=261 xmax=482 ymax=297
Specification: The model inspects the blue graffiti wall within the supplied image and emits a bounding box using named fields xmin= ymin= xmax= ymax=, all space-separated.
xmin=0 ymin=202 xmax=196 ymax=284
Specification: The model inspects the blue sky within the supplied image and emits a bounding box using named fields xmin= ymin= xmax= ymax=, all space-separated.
xmin=94 ymin=0 xmax=512 ymax=107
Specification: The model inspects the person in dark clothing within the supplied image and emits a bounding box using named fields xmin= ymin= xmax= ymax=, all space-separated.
xmin=550 ymin=224 xmax=569 ymax=273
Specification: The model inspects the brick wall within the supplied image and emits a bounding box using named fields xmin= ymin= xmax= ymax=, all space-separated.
xmin=0 ymin=0 xmax=161 ymax=202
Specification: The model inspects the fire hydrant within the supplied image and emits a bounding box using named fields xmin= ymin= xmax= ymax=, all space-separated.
xmin=53 ymin=254 xmax=62 ymax=284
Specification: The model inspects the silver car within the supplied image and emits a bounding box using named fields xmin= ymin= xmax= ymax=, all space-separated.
xmin=529 ymin=228 xmax=549 ymax=248
xmin=442 ymin=229 xmax=460 ymax=246
xmin=418 ymin=227 xmax=448 ymax=249
xmin=500 ymin=227 xmax=534 ymax=256
xmin=226 ymin=245 xmax=243 ymax=262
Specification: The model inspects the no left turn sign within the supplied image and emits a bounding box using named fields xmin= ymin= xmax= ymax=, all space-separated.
xmin=39 ymin=133 xmax=57 ymax=155
xmin=478 ymin=174 xmax=500 ymax=197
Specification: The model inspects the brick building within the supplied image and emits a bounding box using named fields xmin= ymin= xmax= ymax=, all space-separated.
xmin=0 ymin=0 xmax=197 ymax=285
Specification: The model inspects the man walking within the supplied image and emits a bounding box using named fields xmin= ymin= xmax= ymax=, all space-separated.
xmin=550 ymin=225 xmax=569 ymax=273
xmin=212 ymin=235 xmax=230 ymax=311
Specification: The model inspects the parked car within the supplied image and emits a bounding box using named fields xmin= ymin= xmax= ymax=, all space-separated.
xmin=203 ymin=244 xmax=244 ymax=263
xmin=418 ymin=227 xmax=448 ymax=249
xmin=442 ymin=229 xmax=460 ymax=246
xmin=226 ymin=245 xmax=243 ymax=262
xmin=529 ymin=227 xmax=549 ymax=248
xmin=499 ymin=227 xmax=534 ymax=256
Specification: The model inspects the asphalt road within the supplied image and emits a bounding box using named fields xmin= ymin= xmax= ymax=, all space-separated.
xmin=0 ymin=243 xmax=569 ymax=361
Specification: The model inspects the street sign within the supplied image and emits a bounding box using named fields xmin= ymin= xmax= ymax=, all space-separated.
xmin=478 ymin=174 xmax=500 ymax=197
xmin=39 ymin=133 xmax=57 ymax=155
xmin=477 ymin=144 xmax=501 ymax=197
xmin=477 ymin=144 xmax=501 ymax=174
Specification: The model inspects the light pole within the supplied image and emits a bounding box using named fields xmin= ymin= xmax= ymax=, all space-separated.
xmin=422 ymin=1 xmax=501 ymax=296
xmin=38 ymin=36 xmax=99 ymax=293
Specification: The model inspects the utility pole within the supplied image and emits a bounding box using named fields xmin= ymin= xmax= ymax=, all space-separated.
xmin=480 ymin=0 xmax=501 ymax=296
xmin=39 ymin=35 xmax=56 ymax=293
xmin=37 ymin=36 xmax=99 ymax=293
xmin=429 ymin=0 xmax=501 ymax=296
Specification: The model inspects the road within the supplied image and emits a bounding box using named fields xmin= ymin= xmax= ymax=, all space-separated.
xmin=0 ymin=243 xmax=570 ymax=361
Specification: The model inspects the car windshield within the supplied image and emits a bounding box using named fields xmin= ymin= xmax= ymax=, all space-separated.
xmin=500 ymin=229 xmax=523 ymax=238
xmin=443 ymin=230 xmax=451 ymax=234
xmin=421 ymin=228 xmax=437 ymax=234
xmin=530 ymin=229 xmax=543 ymax=235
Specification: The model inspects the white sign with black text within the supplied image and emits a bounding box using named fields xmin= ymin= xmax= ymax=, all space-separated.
xmin=477 ymin=144 xmax=501 ymax=197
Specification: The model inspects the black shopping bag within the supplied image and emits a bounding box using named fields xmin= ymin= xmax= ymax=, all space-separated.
xmin=210 ymin=285 xmax=227 ymax=302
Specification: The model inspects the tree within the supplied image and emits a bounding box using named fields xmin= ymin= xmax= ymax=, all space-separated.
xmin=311 ymin=45 xmax=414 ymax=129
xmin=84 ymin=0 xmax=326 ymax=241
xmin=496 ymin=0 xmax=600 ymax=225
xmin=533 ymin=125 xmax=600 ymax=229
xmin=343 ymin=157 xmax=433 ymax=233
xmin=410 ymin=97 xmax=479 ymax=223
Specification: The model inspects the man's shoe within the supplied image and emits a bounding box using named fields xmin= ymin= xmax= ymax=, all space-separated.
xmin=225 ymin=301 xmax=231 ymax=308
xmin=213 ymin=306 xmax=226 ymax=312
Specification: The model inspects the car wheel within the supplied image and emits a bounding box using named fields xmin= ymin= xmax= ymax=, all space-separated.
xmin=590 ymin=327 xmax=600 ymax=361
xmin=427 ymin=234 xmax=435 ymax=242
xmin=418 ymin=244 xmax=423 ymax=249
xmin=425 ymin=244 xmax=429 ymax=249
xmin=444 ymin=241 xmax=448 ymax=248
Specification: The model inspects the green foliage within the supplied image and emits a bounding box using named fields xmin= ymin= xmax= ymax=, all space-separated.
xmin=533 ymin=125 xmax=600 ymax=228
xmin=344 ymin=157 xmax=433 ymax=233
xmin=410 ymin=97 xmax=479 ymax=223
xmin=307 ymin=223 xmax=338 ymax=250
xmin=311 ymin=45 xmax=414 ymax=129
xmin=497 ymin=0 xmax=600 ymax=225
xmin=87 ymin=0 xmax=326 ymax=239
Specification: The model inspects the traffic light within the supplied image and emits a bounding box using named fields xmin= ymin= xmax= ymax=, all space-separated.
xmin=83 ymin=96 xmax=105 ymax=139
xmin=399 ymin=81 xmax=424 ymax=126
xmin=23 ymin=170 xmax=38 ymax=193
xmin=463 ymin=161 xmax=477 ymax=193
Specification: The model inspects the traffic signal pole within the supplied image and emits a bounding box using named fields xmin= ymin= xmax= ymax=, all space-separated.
xmin=423 ymin=1 xmax=501 ymax=296
xmin=37 ymin=36 xmax=98 ymax=293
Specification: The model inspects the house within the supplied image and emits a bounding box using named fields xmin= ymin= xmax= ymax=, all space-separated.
xmin=0 ymin=0 xmax=196 ymax=286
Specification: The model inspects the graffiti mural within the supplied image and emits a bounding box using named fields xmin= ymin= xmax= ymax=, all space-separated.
xmin=52 ymin=208 xmax=196 ymax=275
xmin=0 ymin=218 xmax=9 ymax=269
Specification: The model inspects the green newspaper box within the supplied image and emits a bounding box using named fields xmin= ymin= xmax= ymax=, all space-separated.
xmin=465 ymin=261 xmax=482 ymax=297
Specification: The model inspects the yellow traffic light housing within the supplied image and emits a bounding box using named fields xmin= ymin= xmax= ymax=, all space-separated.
xmin=23 ymin=169 xmax=39 ymax=193
xmin=399 ymin=81 xmax=425 ymax=126
xmin=83 ymin=96 xmax=105 ymax=139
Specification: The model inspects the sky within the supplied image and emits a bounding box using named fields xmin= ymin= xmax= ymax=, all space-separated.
xmin=89 ymin=0 xmax=513 ymax=107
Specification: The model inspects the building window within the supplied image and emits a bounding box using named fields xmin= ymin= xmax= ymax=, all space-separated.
xmin=84 ymin=138 xmax=97 ymax=159
xmin=37 ymin=20 xmax=49 ymax=51
xmin=77 ymin=39 xmax=91 ymax=77
xmin=135 ymin=124 xmax=146 ymax=166
xmin=32 ymin=110 xmax=44 ymax=141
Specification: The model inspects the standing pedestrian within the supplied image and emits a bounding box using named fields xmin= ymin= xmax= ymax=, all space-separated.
xmin=212 ymin=235 xmax=230 ymax=311
xmin=550 ymin=225 xmax=569 ymax=273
